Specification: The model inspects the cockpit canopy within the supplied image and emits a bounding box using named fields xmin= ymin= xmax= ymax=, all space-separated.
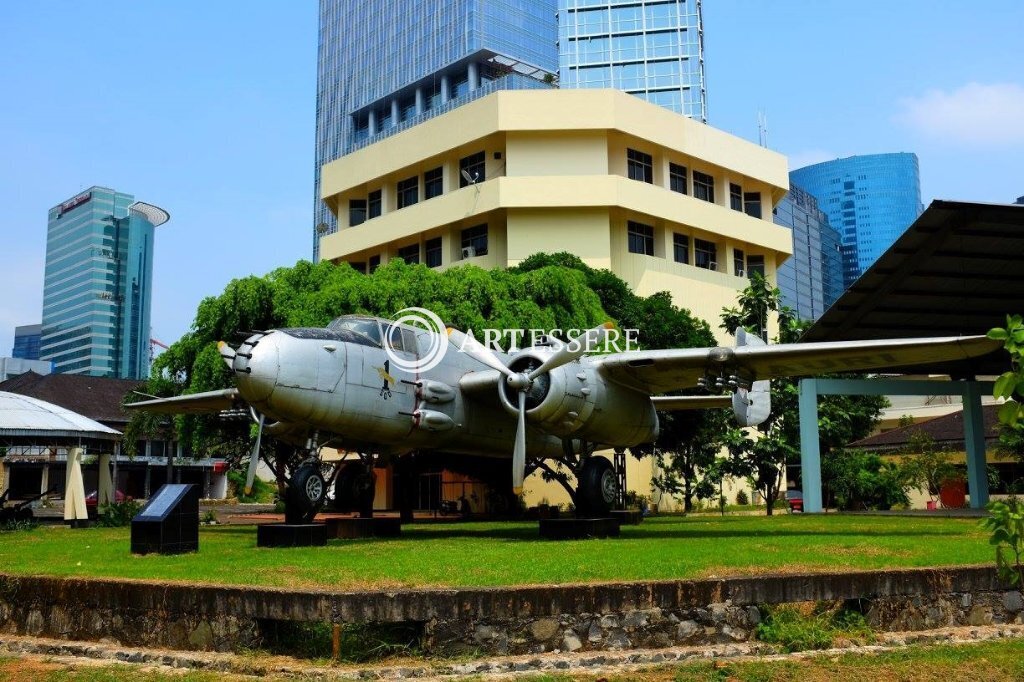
xmin=323 ymin=315 xmax=422 ymax=354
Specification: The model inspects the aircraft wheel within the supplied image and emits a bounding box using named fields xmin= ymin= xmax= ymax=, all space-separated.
xmin=334 ymin=463 xmax=376 ymax=514
xmin=289 ymin=463 xmax=326 ymax=519
xmin=575 ymin=456 xmax=617 ymax=517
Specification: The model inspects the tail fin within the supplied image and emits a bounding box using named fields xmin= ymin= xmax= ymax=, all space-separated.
xmin=732 ymin=328 xmax=771 ymax=426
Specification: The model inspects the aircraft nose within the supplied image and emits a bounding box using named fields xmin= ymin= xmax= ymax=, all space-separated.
xmin=234 ymin=331 xmax=279 ymax=403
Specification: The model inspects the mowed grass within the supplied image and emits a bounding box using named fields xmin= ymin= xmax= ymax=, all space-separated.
xmin=0 ymin=514 xmax=995 ymax=590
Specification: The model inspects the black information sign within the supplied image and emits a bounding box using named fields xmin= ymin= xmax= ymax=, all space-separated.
xmin=130 ymin=483 xmax=199 ymax=555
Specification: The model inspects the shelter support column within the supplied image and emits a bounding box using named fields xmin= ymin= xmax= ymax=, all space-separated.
xmin=962 ymin=381 xmax=989 ymax=509
xmin=98 ymin=453 xmax=113 ymax=506
xmin=798 ymin=378 xmax=823 ymax=513
xmin=64 ymin=446 xmax=88 ymax=524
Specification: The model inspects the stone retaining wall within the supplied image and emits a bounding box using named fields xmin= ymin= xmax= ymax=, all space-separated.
xmin=1 ymin=567 xmax=1022 ymax=655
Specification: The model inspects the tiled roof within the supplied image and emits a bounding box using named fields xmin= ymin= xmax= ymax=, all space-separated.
xmin=0 ymin=371 xmax=143 ymax=426
xmin=849 ymin=404 xmax=1001 ymax=452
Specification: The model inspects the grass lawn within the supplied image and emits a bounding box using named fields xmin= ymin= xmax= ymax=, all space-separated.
xmin=0 ymin=514 xmax=995 ymax=590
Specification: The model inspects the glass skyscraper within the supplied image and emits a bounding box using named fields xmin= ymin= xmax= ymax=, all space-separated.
xmin=774 ymin=184 xmax=843 ymax=322
xmin=40 ymin=186 xmax=169 ymax=379
xmin=12 ymin=324 xmax=42 ymax=361
xmin=558 ymin=0 xmax=706 ymax=121
xmin=314 ymin=0 xmax=559 ymax=258
xmin=790 ymin=153 xmax=923 ymax=289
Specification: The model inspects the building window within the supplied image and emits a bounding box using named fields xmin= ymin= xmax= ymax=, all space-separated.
xmin=673 ymin=232 xmax=689 ymax=264
xmin=369 ymin=254 xmax=381 ymax=273
xmin=627 ymin=148 xmax=653 ymax=183
xmin=397 ymin=243 xmax=420 ymax=264
xmin=669 ymin=163 xmax=687 ymax=194
xmin=368 ymin=189 xmax=382 ymax=219
xmin=459 ymin=151 xmax=485 ymax=187
xmin=425 ymin=237 xmax=442 ymax=267
xmin=743 ymin=192 xmax=762 ymax=219
xmin=627 ymin=221 xmax=654 ymax=256
xmin=424 ymin=167 xmax=443 ymax=199
xmin=694 ymin=238 xmax=717 ymax=270
xmin=349 ymin=199 xmax=367 ymax=227
xmin=730 ymin=183 xmax=743 ymax=211
xmin=747 ymin=255 xmax=765 ymax=278
xmin=693 ymin=171 xmax=715 ymax=203
xmin=348 ymin=261 xmax=366 ymax=274
xmin=733 ymin=248 xmax=745 ymax=276
xmin=397 ymin=176 xmax=418 ymax=209
xmin=461 ymin=224 xmax=488 ymax=257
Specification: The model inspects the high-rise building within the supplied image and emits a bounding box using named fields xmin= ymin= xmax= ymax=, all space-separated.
xmin=1015 ymin=195 xmax=1023 ymax=205
xmin=12 ymin=324 xmax=42 ymax=360
xmin=558 ymin=0 xmax=706 ymax=122
xmin=790 ymin=153 xmax=923 ymax=288
xmin=313 ymin=0 xmax=559 ymax=258
xmin=773 ymin=184 xmax=843 ymax=321
xmin=41 ymin=187 xmax=169 ymax=379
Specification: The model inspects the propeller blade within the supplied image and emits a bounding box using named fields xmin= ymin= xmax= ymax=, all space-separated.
xmin=512 ymin=390 xmax=527 ymax=495
xmin=244 ymin=413 xmax=265 ymax=496
xmin=527 ymin=321 xmax=615 ymax=380
xmin=447 ymin=328 xmax=515 ymax=378
xmin=217 ymin=341 xmax=236 ymax=369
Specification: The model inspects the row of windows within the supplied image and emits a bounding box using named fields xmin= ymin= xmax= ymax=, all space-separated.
xmin=353 ymin=225 xmax=490 ymax=274
xmin=627 ymin=220 xmax=765 ymax=276
xmin=627 ymin=148 xmax=762 ymax=218
xmin=348 ymin=151 xmax=487 ymax=227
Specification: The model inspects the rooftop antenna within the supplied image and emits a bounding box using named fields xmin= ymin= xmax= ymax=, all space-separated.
xmin=757 ymin=110 xmax=768 ymax=148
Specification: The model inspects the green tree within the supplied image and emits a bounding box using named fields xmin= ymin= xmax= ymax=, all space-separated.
xmin=901 ymin=431 xmax=958 ymax=504
xmin=989 ymin=315 xmax=1024 ymax=458
xmin=511 ymin=253 xmax=720 ymax=505
xmin=127 ymin=258 xmax=608 ymax=468
xmin=822 ymin=448 xmax=910 ymax=511
xmin=718 ymin=276 xmax=887 ymax=515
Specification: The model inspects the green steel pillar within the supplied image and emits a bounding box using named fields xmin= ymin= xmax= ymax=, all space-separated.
xmin=798 ymin=378 xmax=823 ymax=513
xmin=962 ymin=381 xmax=989 ymax=509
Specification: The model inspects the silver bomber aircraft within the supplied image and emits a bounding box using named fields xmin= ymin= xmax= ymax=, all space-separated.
xmin=127 ymin=315 xmax=1000 ymax=522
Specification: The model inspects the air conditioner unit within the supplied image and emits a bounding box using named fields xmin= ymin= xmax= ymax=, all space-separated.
xmin=461 ymin=246 xmax=476 ymax=259
xmin=709 ymin=261 xmax=718 ymax=271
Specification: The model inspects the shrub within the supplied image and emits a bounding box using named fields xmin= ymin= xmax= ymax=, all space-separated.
xmin=735 ymin=489 xmax=750 ymax=506
xmin=981 ymin=496 xmax=1024 ymax=586
xmin=97 ymin=498 xmax=143 ymax=527
xmin=227 ymin=470 xmax=277 ymax=503
xmin=756 ymin=603 xmax=873 ymax=652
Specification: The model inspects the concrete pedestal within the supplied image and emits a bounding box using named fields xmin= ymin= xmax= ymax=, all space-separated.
xmin=609 ymin=509 xmax=643 ymax=525
xmin=256 ymin=523 xmax=327 ymax=548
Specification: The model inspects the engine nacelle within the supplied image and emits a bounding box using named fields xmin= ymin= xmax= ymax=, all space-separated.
xmin=496 ymin=351 xmax=658 ymax=447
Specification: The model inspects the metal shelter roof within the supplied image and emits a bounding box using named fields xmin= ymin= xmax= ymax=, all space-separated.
xmin=801 ymin=200 xmax=1024 ymax=376
xmin=0 ymin=391 xmax=121 ymax=440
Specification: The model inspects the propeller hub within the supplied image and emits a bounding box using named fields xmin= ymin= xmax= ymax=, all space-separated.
xmin=506 ymin=373 xmax=531 ymax=391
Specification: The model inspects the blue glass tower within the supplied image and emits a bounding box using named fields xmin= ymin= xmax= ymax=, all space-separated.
xmin=774 ymin=184 xmax=843 ymax=322
xmin=790 ymin=153 xmax=923 ymax=289
xmin=40 ymin=187 xmax=169 ymax=379
xmin=314 ymin=0 xmax=559 ymax=258
xmin=12 ymin=324 xmax=42 ymax=360
xmin=558 ymin=0 xmax=706 ymax=121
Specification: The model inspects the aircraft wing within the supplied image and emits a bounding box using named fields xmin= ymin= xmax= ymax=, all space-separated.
xmin=651 ymin=395 xmax=731 ymax=410
xmin=124 ymin=388 xmax=243 ymax=415
xmin=596 ymin=335 xmax=1001 ymax=395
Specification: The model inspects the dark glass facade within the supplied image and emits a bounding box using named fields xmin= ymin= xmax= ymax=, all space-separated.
xmin=314 ymin=0 xmax=559 ymax=259
xmin=790 ymin=153 xmax=923 ymax=289
xmin=12 ymin=324 xmax=42 ymax=360
xmin=774 ymin=184 xmax=843 ymax=322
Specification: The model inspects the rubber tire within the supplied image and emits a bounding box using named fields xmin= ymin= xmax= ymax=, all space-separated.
xmin=575 ymin=456 xmax=618 ymax=517
xmin=288 ymin=463 xmax=326 ymax=519
xmin=333 ymin=463 xmax=376 ymax=514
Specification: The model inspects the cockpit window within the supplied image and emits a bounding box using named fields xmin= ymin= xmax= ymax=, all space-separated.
xmin=327 ymin=317 xmax=382 ymax=346
xmin=386 ymin=324 xmax=405 ymax=352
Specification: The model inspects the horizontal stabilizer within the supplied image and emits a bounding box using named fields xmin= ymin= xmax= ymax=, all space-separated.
xmin=125 ymin=388 xmax=242 ymax=415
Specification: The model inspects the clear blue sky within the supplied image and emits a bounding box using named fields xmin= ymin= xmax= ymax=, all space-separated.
xmin=1 ymin=1 xmax=1022 ymax=356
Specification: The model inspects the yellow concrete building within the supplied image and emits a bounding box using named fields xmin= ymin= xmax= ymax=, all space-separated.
xmin=320 ymin=89 xmax=791 ymax=510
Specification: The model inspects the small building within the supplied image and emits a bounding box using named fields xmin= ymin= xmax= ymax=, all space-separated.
xmin=0 ymin=372 xmax=227 ymax=500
